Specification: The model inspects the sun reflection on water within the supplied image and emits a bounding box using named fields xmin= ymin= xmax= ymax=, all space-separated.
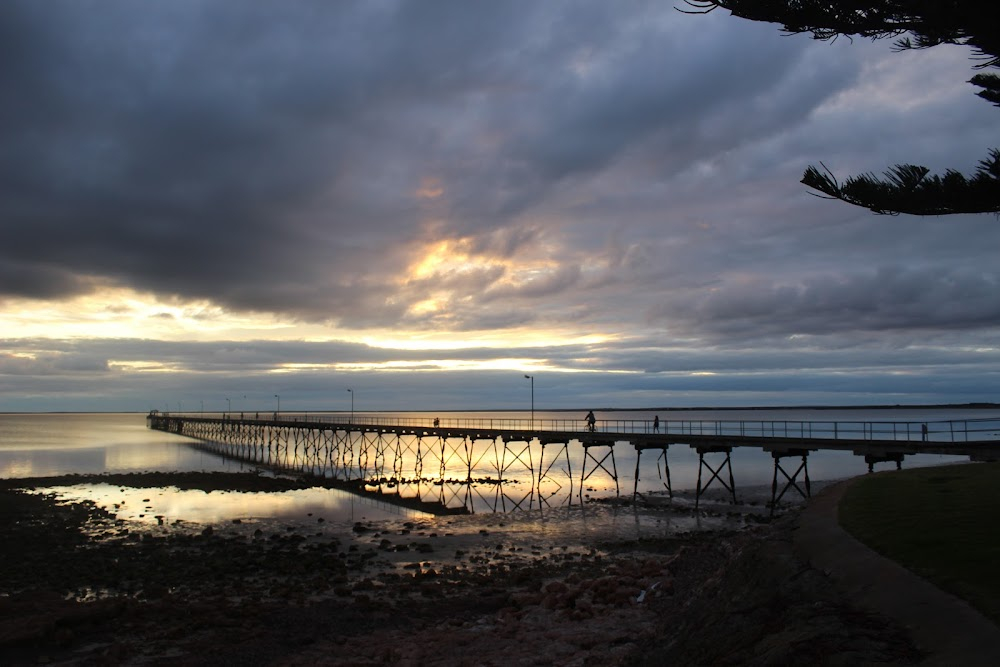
xmin=39 ymin=484 xmax=430 ymax=526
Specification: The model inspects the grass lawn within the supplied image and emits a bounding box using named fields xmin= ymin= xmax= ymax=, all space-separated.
xmin=839 ymin=462 xmax=1000 ymax=626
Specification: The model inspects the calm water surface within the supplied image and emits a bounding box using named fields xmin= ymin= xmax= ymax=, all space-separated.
xmin=0 ymin=413 xmax=420 ymax=524
xmin=0 ymin=413 xmax=239 ymax=477
xmin=2 ymin=409 xmax=995 ymax=530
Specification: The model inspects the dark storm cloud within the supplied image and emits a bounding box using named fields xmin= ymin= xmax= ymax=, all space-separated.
xmin=653 ymin=265 xmax=1000 ymax=341
xmin=0 ymin=261 xmax=90 ymax=299
xmin=507 ymin=26 xmax=845 ymax=184
xmin=0 ymin=349 xmax=108 ymax=375
xmin=0 ymin=1 xmax=532 ymax=318
xmin=1 ymin=1 xmax=998 ymax=411
xmin=0 ymin=0 xmax=847 ymax=324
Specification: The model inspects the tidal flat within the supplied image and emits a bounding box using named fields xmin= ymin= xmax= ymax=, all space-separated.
xmin=1 ymin=471 xmax=922 ymax=666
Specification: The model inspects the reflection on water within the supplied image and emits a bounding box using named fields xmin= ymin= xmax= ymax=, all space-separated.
xmin=38 ymin=481 xmax=757 ymax=553
xmin=3 ymin=411 xmax=990 ymax=525
xmin=183 ymin=427 xmax=971 ymax=516
xmin=39 ymin=483 xmax=429 ymax=526
xmin=0 ymin=413 xmax=246 ymax=478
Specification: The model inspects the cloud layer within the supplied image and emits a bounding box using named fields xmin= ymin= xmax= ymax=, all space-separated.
xmin=1 ymin=1 xmax=997 ymax=410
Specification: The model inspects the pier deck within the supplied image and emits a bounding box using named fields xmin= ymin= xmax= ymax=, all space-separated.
xmin=148 ymin=412 xmax=1000 ymax=514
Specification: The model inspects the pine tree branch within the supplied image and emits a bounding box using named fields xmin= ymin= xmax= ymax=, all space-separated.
xmin=684 ymin=1 xmax=999 ymax=217
xmin=971 ymin=73 xmax=1000 ymax=107
xmin=801 ymin=150 xmax=1000 ymax=215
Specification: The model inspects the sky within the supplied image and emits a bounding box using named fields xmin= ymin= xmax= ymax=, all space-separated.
xmin=1 ymin=0 xmax=998 ymax=413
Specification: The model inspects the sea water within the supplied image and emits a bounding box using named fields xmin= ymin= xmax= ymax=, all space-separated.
xmin=2 ymin=408 xmax=995 ymax=525
xmin=0 ymin=412 xmax=419 ymax=524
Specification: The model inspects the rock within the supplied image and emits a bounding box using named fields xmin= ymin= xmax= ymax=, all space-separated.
xmin=544 ymin=581 xmax=569 ymax=595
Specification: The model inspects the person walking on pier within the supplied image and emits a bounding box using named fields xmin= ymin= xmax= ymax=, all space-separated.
xmin=653 ymin=415 xmax=660 ymax=433
xmin=586 ymin=410 xmax=596 ymax=432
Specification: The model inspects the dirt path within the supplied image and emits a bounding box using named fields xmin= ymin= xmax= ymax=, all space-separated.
xmin=794 ymin=480 xmax=1000 ymax=666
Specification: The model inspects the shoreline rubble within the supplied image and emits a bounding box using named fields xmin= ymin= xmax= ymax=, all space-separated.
xmin=1 ymin=471 xmax=923 ymax=665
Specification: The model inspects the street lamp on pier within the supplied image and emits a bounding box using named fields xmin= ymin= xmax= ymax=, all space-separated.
xmin=225 ymin=397 xmax=231 ymax=415
xmin=347 ymin=388 xmax=354 ymax=423
xmin=274 ymin=394 xmax=280 ymax=415
xmin=524 ymin=374 xmax=534 ymax=429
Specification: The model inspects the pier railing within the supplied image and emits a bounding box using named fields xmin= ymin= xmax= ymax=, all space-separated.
xmin=149 ymin=410 xmax=1000 ymax=513
xmin=157 ymin=412 xmax=1000 ymax=444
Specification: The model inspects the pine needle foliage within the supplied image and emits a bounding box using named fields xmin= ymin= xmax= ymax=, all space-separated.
xmin=682 ymin=1 xmax=1000 ymax=216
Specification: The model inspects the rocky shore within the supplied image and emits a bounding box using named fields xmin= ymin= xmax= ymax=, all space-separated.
xmin=1 ymin=472 xmax=923 ymax=665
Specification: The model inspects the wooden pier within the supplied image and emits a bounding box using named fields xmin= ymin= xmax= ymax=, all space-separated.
xmin=148 ymin=411 xmax=1000 ymax=514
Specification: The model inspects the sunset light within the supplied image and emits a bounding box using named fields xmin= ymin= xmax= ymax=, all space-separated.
xmin=1 ymin=0 xmax=995 ymax=413
xmin=3 ymin=5 xmax=996 ymax=664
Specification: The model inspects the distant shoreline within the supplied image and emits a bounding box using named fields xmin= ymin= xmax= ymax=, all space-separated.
xmin=2 ymin=402 xmax=1000 ymax=416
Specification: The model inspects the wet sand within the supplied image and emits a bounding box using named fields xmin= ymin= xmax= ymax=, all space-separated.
xmin=1 ymin=471 xmax=924 ymax=665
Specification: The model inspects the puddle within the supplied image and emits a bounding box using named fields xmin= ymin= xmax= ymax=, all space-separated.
xmin=36 ymin=483 xmax=431 ymax=527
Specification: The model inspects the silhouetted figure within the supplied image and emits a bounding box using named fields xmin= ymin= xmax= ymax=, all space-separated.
xmin=433 ymin=417 xmax=440 ymax=427
xmin=653 ymin=415 xmax=660 ymax=433
xmin=586 ymin=410 xmax=596 ymax=432
xmin=921 ymin=423 xmax=928 ymax=441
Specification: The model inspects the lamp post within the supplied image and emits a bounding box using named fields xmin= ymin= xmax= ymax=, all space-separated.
xmin=524 ymin=374 xmax=534 ymax=429
xmin=347 ymin=388 xmax=353 ymax=423
xmin=274 ymin=394 xmax=280 ymax=415
xmin=225 ymin=397 xmax=231 ymax=415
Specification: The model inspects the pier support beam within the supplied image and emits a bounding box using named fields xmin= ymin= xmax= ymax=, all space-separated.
xmin=657 ymin=447 xmax=673 ymax=499
xmin=500 ymin=438 xmax=534 ymax=479
xmin=467 ymin=437 xmax=501 ymax=479
xmin=581 ymin=441 xmax=619 ymax=496
xmin=768 ymin=448 xmax=812 ymax=516
xmin=632 ymin=446 xmax=672 ymax=499
xmin=694 ymin=446 xmax=736 ymax=509
xmin=440 ymin=436 xmax=471 ymax=481
xmin=538 ymin=440 xmax=572 ymax=492
xmin=864 ymin=452 xmax=906 ymax=473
